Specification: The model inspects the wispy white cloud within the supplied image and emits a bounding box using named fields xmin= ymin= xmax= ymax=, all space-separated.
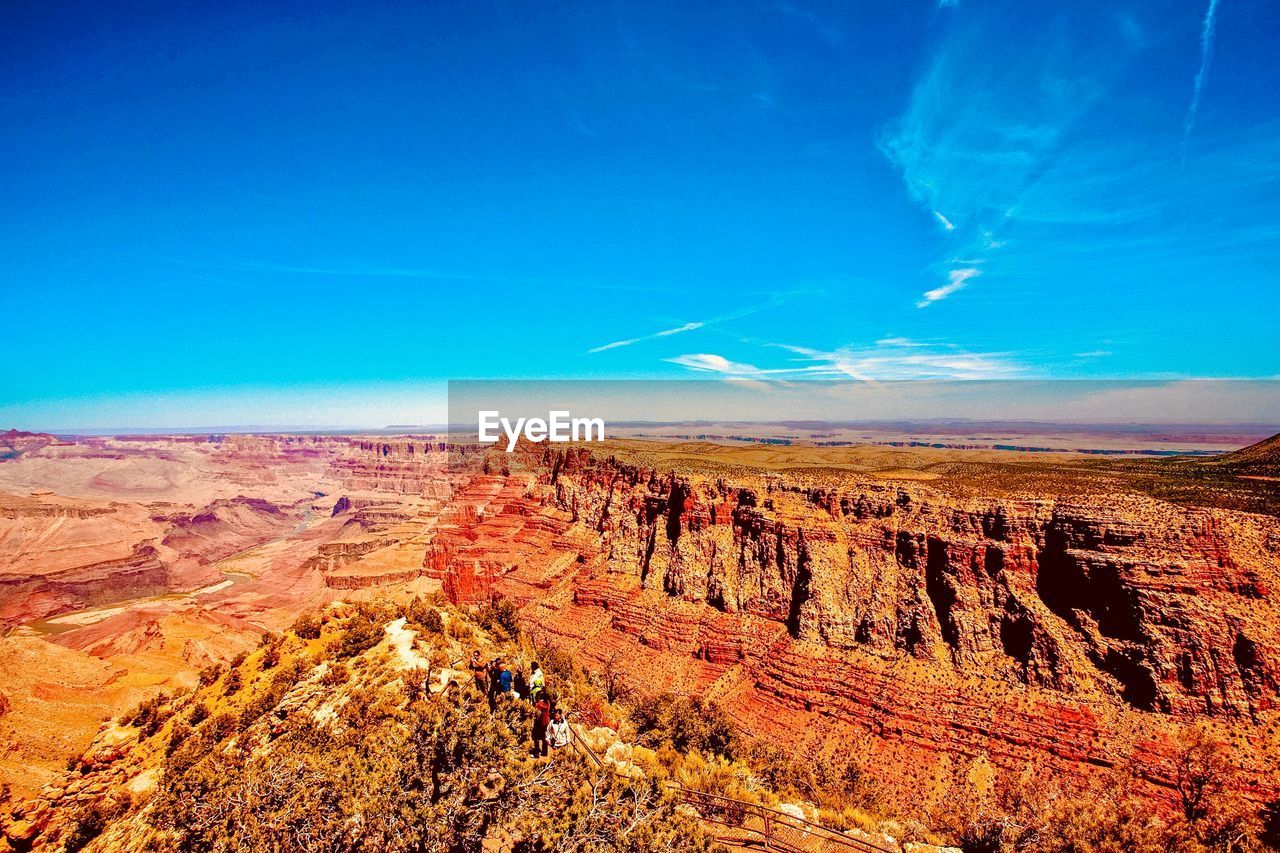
xmin=665 ymin=353 xmax=774 ymax=376
xmin=1183 ymin=0 xmax=1221 ymax=153
xmin=776 ymin=3 xmax=846 ymax=46
xmin=588 ymin=292 xmax=809 ymax=355
xmin=779 ymin=337 xmax=1021 ymax=380
xmin=938 ymin=0 xmax=959 ymax=8
xmin=668 ymin=337 xmax=1022 ymax=381
xmin=879 ymin=8 xmax=1143 ymax=308
xmin=917 ymin=267 xmax=980 ymax=307
xmin=1074 ymin=350 xmax=1113 ymax=358
xmin=589 ymin=321 xmax=705 ymax=353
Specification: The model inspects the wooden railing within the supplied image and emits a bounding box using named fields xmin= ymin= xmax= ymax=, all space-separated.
xmin=567 ymin=724 xmax=893 ymax=853
xmin=672 ymin=787 xmax=894 ymax=853
xmin=567 ymin=720 xmax=605 ymax=769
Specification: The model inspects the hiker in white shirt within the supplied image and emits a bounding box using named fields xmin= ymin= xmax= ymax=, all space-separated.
xmin=547 ymin=708 xmax=572 ymax=750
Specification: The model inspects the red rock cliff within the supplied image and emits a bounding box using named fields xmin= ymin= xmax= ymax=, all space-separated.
xmin=441 ymin=448 xmax=1280 ymax=812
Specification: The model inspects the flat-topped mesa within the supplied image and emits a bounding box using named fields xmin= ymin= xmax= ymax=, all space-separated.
xmin=329 ymin=439 xmax=452 ymax=496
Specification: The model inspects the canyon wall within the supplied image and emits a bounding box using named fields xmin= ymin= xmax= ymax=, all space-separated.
xmin=437 ymin=449 xmax=1280 ymax=810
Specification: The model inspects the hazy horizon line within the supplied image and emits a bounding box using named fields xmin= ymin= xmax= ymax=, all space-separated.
xmin=12 ymin=418 xmax=1279 ymax=437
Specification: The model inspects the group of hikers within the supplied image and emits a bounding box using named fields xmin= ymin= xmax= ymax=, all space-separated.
xmin=469 ymin=649 xmax=572 ymax=758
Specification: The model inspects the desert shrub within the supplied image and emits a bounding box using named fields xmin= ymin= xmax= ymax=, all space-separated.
xmin=477 ymin=598 xmax=520 ymax=638
xmin=166 ymin=720 xmax=193 ymax=757
xmin=291 ymin=612 xmax=322 ymax=640
xmin=423 ymin=607 xmax=445 ymax=635
xmin=203 ymin=712 xmax=239 ymax=744
xmin=328 ymin=609 xmax=386 ymax=659
xmin=145 ymin=670 xmax=710 ymax=853
xmin=573 ymin=693 xmax=620 ymax=730
xmin=403 ymin=667 xmax=431 ymax=702
xmin=630 ymin=693 xmax=735 ymax=759
xmin=238 ymin=659 xmax=310 ymax=730
xmin=120 ymin=693 xmax=163 ymax=727
xmin=63 ymin=798 xmax=127 ymax=852
xmin=937 ymin=757 xmax=1269 ymax=853
xmin=223 ymin=668 xmax=243 ymax=696
xmin=1262 ymin=800 xmax=1280 ymax=849
xmin=197 ymin=664 xmax=223 ymax=687
xmin=537 ymin=644 xmax=581 ymax=685
xmin=741 ymin=738 xmax=824 ymax=800
xmin=260 ymin=643 xmax=280 ymax=670
xmin=121 ymin=693 xmax=172 ymax=737
xmin=448 ymin=618 xmax=475 ymax=643
xmin=594 ymin=651 xmax=632 ymax=704
xmin=187 ymin=702 xmax=209 ymax=726
xmin=320 ymin=661 xmax=349 ymax=687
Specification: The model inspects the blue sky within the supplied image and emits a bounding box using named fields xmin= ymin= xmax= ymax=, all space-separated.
xmin=2 ymin=0 xmax=1277 ymax=427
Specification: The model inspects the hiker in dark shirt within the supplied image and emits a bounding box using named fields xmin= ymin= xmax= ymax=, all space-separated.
xmin=531 ymin=694 xmax=551 ymax=758
xmin=513 ymin=668 xmax=528 ymax=701
xmin=487 ymin=658 xmax=503 ymax=713
xmin=470 ymin=650 xmax=487 ymax=695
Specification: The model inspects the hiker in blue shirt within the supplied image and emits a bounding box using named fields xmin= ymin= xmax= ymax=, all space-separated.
xmin=498 ymin=664 xmax=513 ymax=696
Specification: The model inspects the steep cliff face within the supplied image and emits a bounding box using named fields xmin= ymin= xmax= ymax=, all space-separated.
xmin=440 ymin=448 xmax=1280 ymax=810
xmin=544 ymin=455 xmax=1278 ymax=719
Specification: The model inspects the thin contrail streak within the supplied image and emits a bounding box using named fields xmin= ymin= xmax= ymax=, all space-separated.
xmin=1183 ymin=0 xmax=1221 ymax=157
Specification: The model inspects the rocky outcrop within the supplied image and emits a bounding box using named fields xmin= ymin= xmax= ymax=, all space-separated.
xmin=324 ymin=568 xmax=423 ymax=589
xmin=424 ymin=473 xmax=575 ymax=604
xmin=0 ymin=544 xmax=170 ymax=628
xmin=156 ymin=496 xmax=297 ymax=562
xmin=0 ymin=430 xmax=67 ymax=461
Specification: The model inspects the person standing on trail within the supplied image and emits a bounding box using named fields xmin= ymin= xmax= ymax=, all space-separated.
xmin=487 ymin=658 xmax=503 ymax=713
xmin=498 ymin=662 xmax=513 ymax=697
xmin=547 ymin=708 xmax=571 ymax=751
xmin=470 ymin=651 xmax=487 ymax=695
xmin=513 ymin=668 xmax=528 ymax=701
xmin=529 ymin=661 xmax=545 ymax=703
xmin=531 ymin=694 xmax=552 ymax=758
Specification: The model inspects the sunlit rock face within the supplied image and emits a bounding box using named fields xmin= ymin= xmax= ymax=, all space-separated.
xmin=436 ymin=446 xmax=1280 ymax=812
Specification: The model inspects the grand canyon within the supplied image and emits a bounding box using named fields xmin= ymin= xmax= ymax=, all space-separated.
xmin=1 ymin=426 xmax=1278 ymax=850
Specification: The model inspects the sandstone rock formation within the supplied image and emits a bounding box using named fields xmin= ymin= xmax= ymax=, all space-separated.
xmin=434 ymin=445 xmax=1280 ymax=814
